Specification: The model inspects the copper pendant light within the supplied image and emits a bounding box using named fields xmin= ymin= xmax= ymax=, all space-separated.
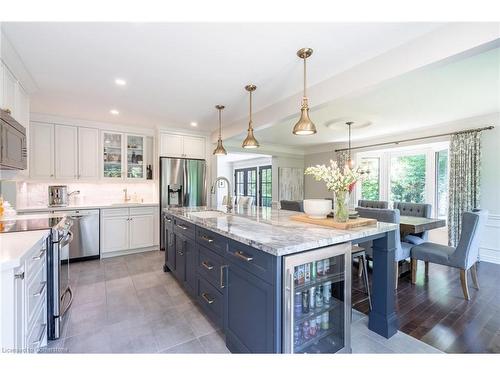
xmin=292 ymin=48 xmax=317 ymax=136
xmin=213 ymin=105 xmax=227 ymax=155
xmin=346 ymin=121 xmax=355 ymax=168
xmin=242 ymin=84 xmax=259 ymax=149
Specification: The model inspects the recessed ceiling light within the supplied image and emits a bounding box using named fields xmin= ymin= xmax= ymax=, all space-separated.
xmin=190 ymin=122 xmax=198 ymax=127
xmin=110 ymin=109 xmax=119 ymax=115
xmin=114 ymin=78 xmax=126 ymax=86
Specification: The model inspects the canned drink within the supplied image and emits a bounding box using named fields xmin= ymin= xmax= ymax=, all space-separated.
xmin=297 ymin=265 xmax=305 ymax=285
xmin=323 ymin=281 xmax=332 ymax=304
xmin=315 ymin=285 xmax=324 ymax=307
xmin=294 ymin=292 xmax=302 ymax=315
xmin=304 ymin=263 xmax=311 ymax=283
xmin=316 ymin=315 xmax=322 ymax=328
xmin=309 ymin=286 xmax=316 ymax=309
xmin=294 ymin=324 xmax=302 ymax=346
xmin=323 ymin=259 xmax=330 ymax=274
xmin=302 ymin=320 xmax=311 ymax=340
xmin=321 ymin=312 xmax=329 ymax=330
xmin=301 ymin=290 xmax=310 ymax=314
xmin=309 ymin=318 xmax=318 ymax=337
xmin=316 ymin=260 xmax=324 ymax=276
xmin=311 ymin=262 xmax=317 ymax=280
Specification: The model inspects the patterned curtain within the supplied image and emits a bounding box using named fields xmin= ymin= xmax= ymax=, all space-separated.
xmin=335 ymin=150 xmax=350 ymax=168
xmin=448 ymin=131 xmax=482 ymax=247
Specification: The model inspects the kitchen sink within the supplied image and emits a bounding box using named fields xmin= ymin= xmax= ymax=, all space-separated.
xmin=189 ymin=210 xmax=228 ymax=219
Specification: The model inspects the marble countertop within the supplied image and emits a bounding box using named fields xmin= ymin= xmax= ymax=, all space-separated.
xmin=0 ymin=230 xmax=50 ymax=270
xmin=17 ymin=202 xmax=159 ymax=213
xmin=165 ymin=206 xmax=399 ymax=256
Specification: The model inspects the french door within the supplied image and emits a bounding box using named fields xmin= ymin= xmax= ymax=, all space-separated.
xmin=234 ymin=167 xmax=257 ymax=205
xmin=259 ymin=165 xmax=272 ymax=207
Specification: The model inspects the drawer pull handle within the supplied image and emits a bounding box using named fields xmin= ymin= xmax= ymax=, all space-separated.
xmin=201 ymin=293 xmax=215 ymax=304
xmin=234 ymin=250 xmax=253 ymax=262
xmin=176 ymin=224 xmax=188 ymax=230
xmin=14 ymin=272 xmax=25 ymax=280
xmin=220 ymin=265 xmax=227 ymax=288
xmin=165 ymin=218 xmax=172 ymax=222
xmin=32 ymin=248 xmax=46 ymax=260
xmin=33 ymin=281 xmax=47 ymax=297
xmin=201 ymin=261 xmax=214 ymax=270
xmin=177 ymin=251 xmax=184 ymax=256
xmin=200 ymin=235 xmax=214 ymax=243
xmin=31 ymin=324 xmax=47 ymax=347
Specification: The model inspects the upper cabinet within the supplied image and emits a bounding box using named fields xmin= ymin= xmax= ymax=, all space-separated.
xmin=29 ymin=122 xmax=55 ymax=179
xmin=55 ymin=125 xmax=78 ymax=179
xmin=1 ymin=62 xmax=30 ymax=128
xmin=102 ymin=131 xmax=146 ymax=180
xmin=160 ymin=132 xmax=206 ymax=159
xmin=78 ymin=127 xmax=99 ymax=180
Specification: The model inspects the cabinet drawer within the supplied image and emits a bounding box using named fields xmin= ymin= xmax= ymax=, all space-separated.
xmin=173 ymin=217 xmax=195 ymax=240
xmin=196 ymin=227 xmax=227 ymax=257
xmin=197 ymin=277 xmax=223 ymax=328
xmin=26 ymin=302 xmax=47 ymax=352
xmin=198 ymin=245 xmax=225 ymax=291
xmin=26 ymin=261 xmax=47 ymax=327
xmin=226 ymin=239 xmax=275 ymax=284
xmin=101 ymin=208 xmax=129 ymax=217
xmin=130 ymin=206 xmax=156 ymax=216
xmin=26 ymin=238 xmax=48 ymax=280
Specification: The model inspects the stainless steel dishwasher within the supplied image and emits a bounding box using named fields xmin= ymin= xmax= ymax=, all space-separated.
xmin=54 ymin=209 xmax=100 ymax=260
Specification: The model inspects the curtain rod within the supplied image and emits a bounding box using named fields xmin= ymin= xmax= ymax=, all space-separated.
xmin=334 ymin=125 xmax=495 ymax=152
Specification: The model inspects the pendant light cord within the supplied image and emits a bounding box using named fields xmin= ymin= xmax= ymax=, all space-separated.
xmin=249 ymin=90 xmax=253 ymax=129
xmin=303 ymin=56 xmax=307 ymax=99
xmin=218 ymin=108 xmax=222 ymax=139
xmin=348 ymin=123 xmax=351 ymax=160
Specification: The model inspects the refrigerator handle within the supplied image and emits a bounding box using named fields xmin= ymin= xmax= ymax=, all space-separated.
xmin=284 ymin=269 xmax=294 ymax=353
xmin=183 ymin=161 xmax=188 ymax=206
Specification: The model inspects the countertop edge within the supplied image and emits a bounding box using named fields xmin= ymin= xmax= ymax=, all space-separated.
xmin=0 ymin=230 xmax=50 ymax=271
xmin=17 ymin=203 xmax=159 ymax=212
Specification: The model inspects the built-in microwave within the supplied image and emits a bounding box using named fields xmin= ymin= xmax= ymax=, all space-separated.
xmin=0 ymin=108 xmax=27 ymax=170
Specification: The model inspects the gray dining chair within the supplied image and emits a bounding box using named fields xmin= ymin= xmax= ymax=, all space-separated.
xmin=411 ymin=209 xmax=488 ymax=300
xmin=358 ymin=199 xmax=389 ymax=209
xmin=279 ymin=200 xmax=304 ymax=212
xmin=394 ymin=202 xmax=432 ymax=244
xmin=356 ymin=207 xmax=413 ymax=289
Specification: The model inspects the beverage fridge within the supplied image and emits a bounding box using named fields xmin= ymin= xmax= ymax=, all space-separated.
xmin=283 ymin=242 xmax=351 ymax=353
xmin=159 ymin=157 xmax=207 ymax=252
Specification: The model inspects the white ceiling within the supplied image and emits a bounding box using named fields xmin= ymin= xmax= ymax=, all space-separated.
xmin=230 ymin=46 xmax=500 ymax=146
xmin=1 ymin=22 xmax=443 ymax=131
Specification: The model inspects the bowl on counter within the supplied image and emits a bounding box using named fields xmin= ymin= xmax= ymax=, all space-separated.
xmin=303 ymin=199 xmax=332 ymax=219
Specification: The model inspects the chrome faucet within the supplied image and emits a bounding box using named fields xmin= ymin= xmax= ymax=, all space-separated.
xmin=123 ymin=188 xmax=131 ymax=202
xmin=211 ymin=176 xmax=233 ymax=213
xmin=68 ymin=190 xmax=80 ymax=198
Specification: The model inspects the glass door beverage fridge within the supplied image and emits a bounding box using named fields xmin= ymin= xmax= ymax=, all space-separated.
xmin=283 ymin=243 xmax=351 ymax=353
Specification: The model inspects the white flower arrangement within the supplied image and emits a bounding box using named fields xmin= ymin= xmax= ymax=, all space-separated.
xmin=304 ymin=160 xmax=364 ymax=193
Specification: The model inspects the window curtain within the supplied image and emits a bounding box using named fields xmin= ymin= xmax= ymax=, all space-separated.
xmin=448 ymin=131 xmax=482 ymax=247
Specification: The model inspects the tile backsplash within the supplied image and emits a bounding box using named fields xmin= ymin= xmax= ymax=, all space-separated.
xmin=15 ymin=181 xmax=157 ymax=208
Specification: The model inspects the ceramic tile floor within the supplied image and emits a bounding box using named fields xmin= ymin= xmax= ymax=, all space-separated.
xmin=44 ymin=250 xmax=441 ymax=354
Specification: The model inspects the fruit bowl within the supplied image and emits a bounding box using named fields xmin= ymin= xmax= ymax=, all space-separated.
xmin=303 ymin=199 xmax=332 ymax=219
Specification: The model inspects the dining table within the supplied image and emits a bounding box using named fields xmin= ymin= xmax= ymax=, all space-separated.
xmin=399 ymin=215 xmax=447 ymax=237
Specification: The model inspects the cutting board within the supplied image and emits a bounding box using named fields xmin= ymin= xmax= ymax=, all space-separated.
xmin=290 ymin=214 xmax=377 ymax=230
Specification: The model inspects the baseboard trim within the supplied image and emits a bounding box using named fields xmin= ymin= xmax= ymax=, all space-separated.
xmin=100 ymin=246 xmax=159 ymax=258
xmin=480 ymin=246 xmax=500 ymax=265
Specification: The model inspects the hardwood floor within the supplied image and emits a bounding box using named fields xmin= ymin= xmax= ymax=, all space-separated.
xmin=352 ymin=259 xmax=500 ymax=353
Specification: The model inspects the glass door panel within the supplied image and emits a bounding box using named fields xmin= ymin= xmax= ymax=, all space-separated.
xmin=284 ymin=244 xmax=350 ymax=354
xmin=259 ymin=165 xmax=272 ymax=207
xmin=103 ymin=132 xmax=122 ymax=178
xmin=127 ymin=135 xmax=144 ymax=179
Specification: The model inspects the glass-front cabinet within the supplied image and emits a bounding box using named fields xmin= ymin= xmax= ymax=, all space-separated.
xmin=103 ymin=132 xmax=123 ymax=178
xmin=102 ymin=132 xmax=145 ymax=180
xmin=126 ymin=135 xmax=145 ymax=179
xmin=283 ymin=243 xmax=351 ymax=353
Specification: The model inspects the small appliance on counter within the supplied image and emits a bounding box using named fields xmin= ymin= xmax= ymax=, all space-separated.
xmin=48 ymin=185 xmax=80 ymax=207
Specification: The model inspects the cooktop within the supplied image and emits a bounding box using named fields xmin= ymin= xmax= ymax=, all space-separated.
xmin=0 ymin=216 xmax=65 ymax=234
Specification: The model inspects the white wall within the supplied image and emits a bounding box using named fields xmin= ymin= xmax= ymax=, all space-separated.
xmin=272 ymin=155 xmax=305 ymax=205
xmin=303 ymin=113 xmax=500 ymax=264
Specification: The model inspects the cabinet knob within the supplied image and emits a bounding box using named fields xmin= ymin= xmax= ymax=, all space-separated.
xmin=3 ymin=108 xmax=12 ymax=115
xmin=50 ymin=174 xmax=54 ymax=177
xmin=14 ymin=272 xmax=25 ymax=280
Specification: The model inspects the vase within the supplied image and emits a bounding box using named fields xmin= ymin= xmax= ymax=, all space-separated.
xmin=334 ymin=190 xmax=350 ymax=223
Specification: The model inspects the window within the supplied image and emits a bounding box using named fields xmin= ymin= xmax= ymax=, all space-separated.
xmin=436 ymin=149 xmax=449 ymax=219
xmin=390 ymin=154 xmax=426 ymax=203
xmin=360 ymin=157 xmax=380 ymax=200
xmin=234 ymin=167 xmax=257 ymax=205
xmin=259 ymin=165 xmax=272 ymax=207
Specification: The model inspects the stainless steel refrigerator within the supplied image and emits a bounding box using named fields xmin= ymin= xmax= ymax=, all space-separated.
xmin=160 ymin=157 xmax=207 ymax=250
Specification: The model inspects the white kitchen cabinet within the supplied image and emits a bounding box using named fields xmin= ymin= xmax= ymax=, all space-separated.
xmin=126 ymin=134 xmax=145 ymax=179
xmin=102 ymin=131 xmax=146 ymax=180
xmin=160 ymin=132 xmax=205 ymax=159
xmin=1 ymin=64 xmax=16 ymax=116
xmin=1 ymin=233 xmax=48 ymax=353
xmin=14 ymin=84 xmax=30 ymax=128
xmin=29 ymin=122 xmax=55 ymax=179
xmin=183 ymin=135 xmax=206 ymax=159
xmin=0 ymin=63 xmax=4 ymax=109
xmin=78 ymin=127 xmax=99 ymax=180
xmin=100 ymin=206 xmax=157 ymax=257
xmin=55 ymin=124 xmax=78 ymax=179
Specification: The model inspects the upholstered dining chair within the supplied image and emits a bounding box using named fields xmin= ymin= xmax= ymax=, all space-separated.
xmin=356 ymin=207 xmax=413 ymax=289
xmin=394 ymin=202 xmax=432 ymax=244
xmin=237 ymin=196 xmax=254 ymax=208
xmin=280 ymin=200 xmax=304 ymax=212
xmin=411 ymin=209 xmax=488 ymax=300
xmin=358 ymin=199 xmax=389 ymax=209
